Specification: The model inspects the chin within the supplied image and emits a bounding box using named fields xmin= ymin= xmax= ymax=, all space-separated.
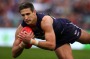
xmin=26 ymin=22 xmax=31 ymax=25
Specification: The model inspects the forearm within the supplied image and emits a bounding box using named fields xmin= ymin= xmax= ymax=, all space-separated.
xmin=37 ymin=41 xmax=55 ymax=50
xmin=30 ymin=39 xmax=55 ymax=50
xmin=12 ymin=42 xmax=25 ymax=58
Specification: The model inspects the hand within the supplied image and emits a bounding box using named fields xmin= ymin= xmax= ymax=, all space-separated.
xmin=18 ymin=31 xmax=34 ymax=44
xmin=19 ymin=41 xmax=26 ymax=48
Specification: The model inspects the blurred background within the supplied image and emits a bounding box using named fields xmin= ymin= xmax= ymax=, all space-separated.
xmin=0 ymin=0 xmax=90 ymax=59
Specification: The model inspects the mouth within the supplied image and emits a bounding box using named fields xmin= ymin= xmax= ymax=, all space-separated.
xmin=25 ymin=20 xmax=31 ymax=24
xmin=26 ymin=21 xmax=29 ymax=23
xmin=25 ymin=20 xmax=30 ymax=22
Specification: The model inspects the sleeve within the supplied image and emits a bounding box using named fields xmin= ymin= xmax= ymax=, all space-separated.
xmin=21 ymin=20 xmax=28 ymax=27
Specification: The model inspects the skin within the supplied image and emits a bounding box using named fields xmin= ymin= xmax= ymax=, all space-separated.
xmin=12 ymin=8 xmax=90 ymax=59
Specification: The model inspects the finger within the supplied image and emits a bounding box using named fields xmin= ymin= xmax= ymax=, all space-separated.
xmin=20 ymin=32 xmax=26 ymax=37
xmin=21 ymin=31 xmax=27 ymax=35
xmin=17 ymin=35 xmax=23 ymax=39
xmin=23 ymin=31 xmax=28 ymax=34
xmin=18 ymin=33 xmax=25 ymax=39
xmin=31 ymin=33 xmax=34 ymax=37
xmin=29 ymin=31 xmax=33 ymax=35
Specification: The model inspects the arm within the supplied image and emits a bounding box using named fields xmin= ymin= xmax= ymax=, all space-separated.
xmin=32 ymin=16 xmax=56 ymax=50
xmin=12 ymin=24 xmax=26 ymax=58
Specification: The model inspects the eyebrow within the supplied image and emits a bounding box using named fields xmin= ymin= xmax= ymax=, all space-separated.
xmin=21 ymin=13 xmax=30 ymax=16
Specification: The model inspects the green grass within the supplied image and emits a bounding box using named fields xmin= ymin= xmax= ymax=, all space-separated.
xmin=0 ymin=47 xmax=90 ymax=59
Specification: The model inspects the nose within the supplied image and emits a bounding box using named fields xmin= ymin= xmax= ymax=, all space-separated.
xmin=24 ymin=15 xmax=28 ymax=20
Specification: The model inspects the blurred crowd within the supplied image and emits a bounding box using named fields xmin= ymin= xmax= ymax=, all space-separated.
xmin=0 ymin=0 xmax=90 ymax=30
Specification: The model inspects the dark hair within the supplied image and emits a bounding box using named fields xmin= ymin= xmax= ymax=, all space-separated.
xmin=19 ymin=2 xmax=34 ymax=12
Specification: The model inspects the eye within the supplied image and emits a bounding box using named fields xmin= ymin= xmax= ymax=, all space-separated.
xmin=21 ymin=14 xmax=25 ymax=17
xmin=26 ymin=13 xmax=30 ymax=15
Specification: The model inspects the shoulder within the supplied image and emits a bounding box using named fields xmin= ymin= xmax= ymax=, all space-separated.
xmin=42 ymin=15 xmax=53 ymax=24
xmin=36 ymin=13 xmax=52 ymax=20
xmin=36 ymin=13 xmax=53 ymax=25
xmin=41 ymin=15 xmax=53 ymax=30
xmin=36 ymin=13 xmax=46 ymax=18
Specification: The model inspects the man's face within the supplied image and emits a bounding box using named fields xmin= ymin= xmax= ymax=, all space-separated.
xmin=20 ymin=8 xmax=36 ymax=25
